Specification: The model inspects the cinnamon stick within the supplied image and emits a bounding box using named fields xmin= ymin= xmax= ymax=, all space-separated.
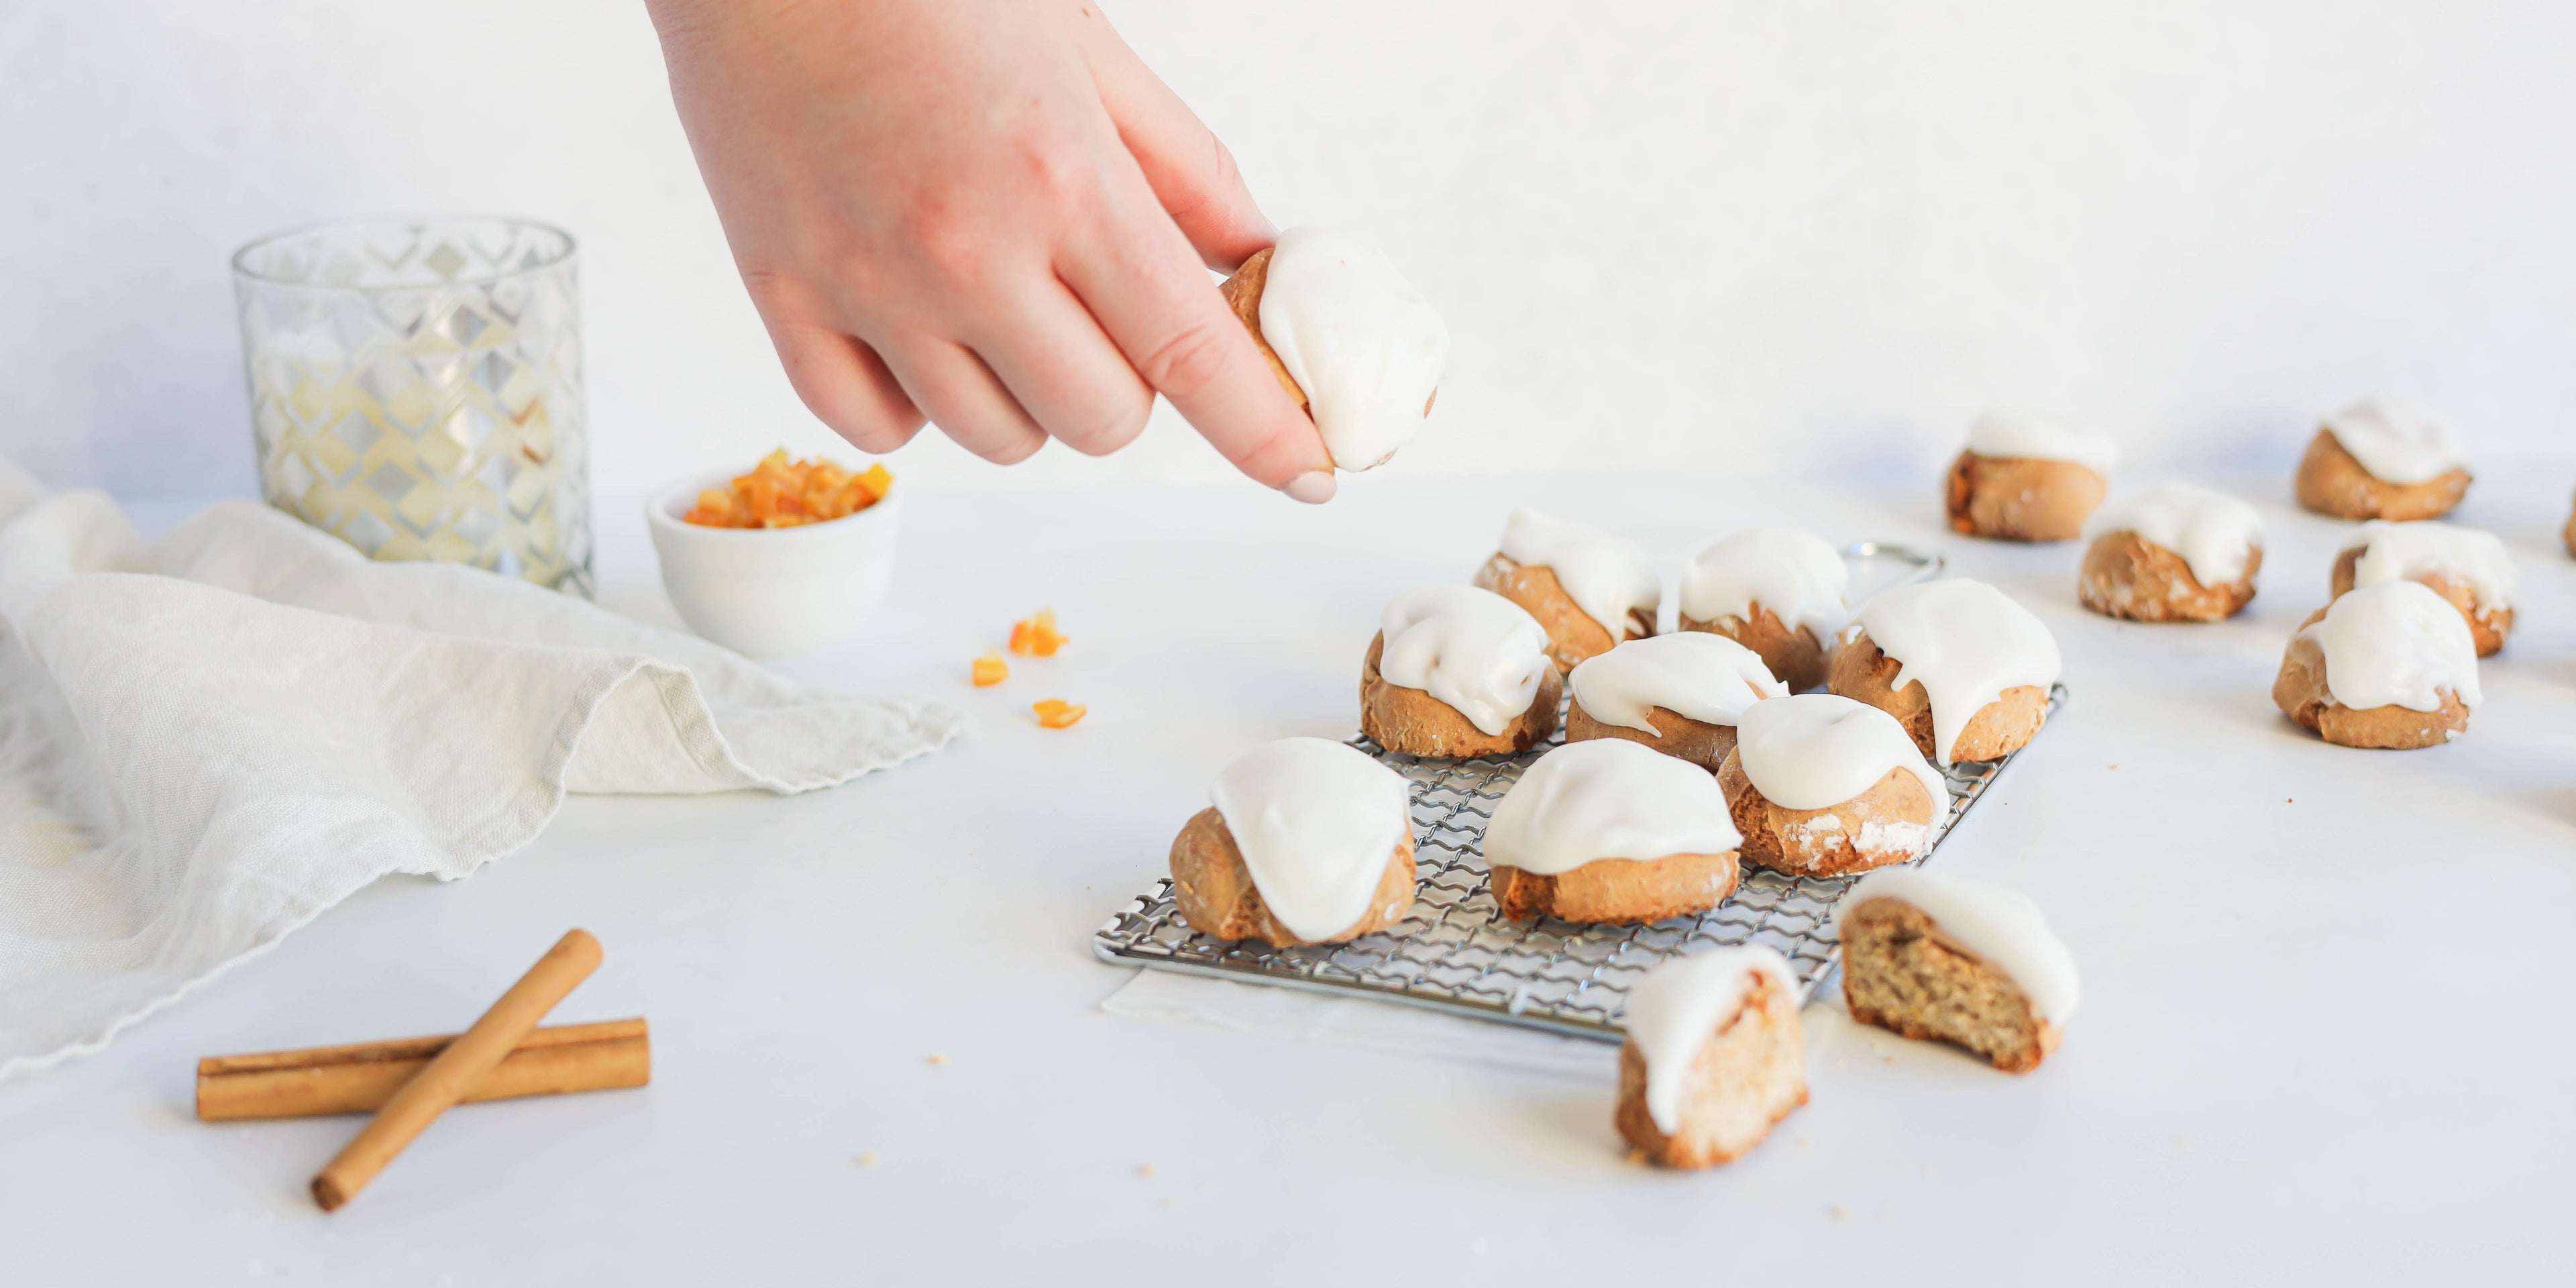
xmin=310 ymin=928 xmax=602 ymax=1212
xmin=197 ymin=1019 xmax=648 ymax=1122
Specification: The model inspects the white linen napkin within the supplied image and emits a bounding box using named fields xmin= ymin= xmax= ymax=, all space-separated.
xmin=0 ymin=460 xmax=970 ymax=1080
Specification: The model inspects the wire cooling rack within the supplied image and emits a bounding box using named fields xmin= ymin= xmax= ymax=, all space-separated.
xmin=1093 ymin=543 xmax=2063 ymax=1043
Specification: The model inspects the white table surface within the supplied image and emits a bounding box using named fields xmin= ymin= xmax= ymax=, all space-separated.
xmin=9 ymin=462 xmax=2575 ymax=1284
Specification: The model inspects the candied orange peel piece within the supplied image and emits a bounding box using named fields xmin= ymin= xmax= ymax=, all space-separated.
xmin=1032 ymin=698 xmax=1087 ymax=729
xmin=971 ymin=651 xmax=1010 ymax=687
xmin=1008 ymin=608 xmax=1069 ymax=657
xmin=682 ymin=449 xmax=895 ymax=528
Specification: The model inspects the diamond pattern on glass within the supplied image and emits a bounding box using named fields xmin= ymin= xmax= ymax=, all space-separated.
xmin=235 ymin=217 xmax=593 ymax=594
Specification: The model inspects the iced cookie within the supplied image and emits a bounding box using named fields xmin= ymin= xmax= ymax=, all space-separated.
xmin=1362 ymin=586 xmax=1561 ymax=758
xmin=1836 ymin=869 xmax=2078 ymax=1073
xmin=1717 ymin=693 xmax=1951 ymax=877
xmin=1472 ymin=508 xmax=1658 ymax=669
xmin=1676 ymin=528 xmax=1849 ymax=692
xmin=1219 ymin=227 xmax=1448 ymax=472
xmin=2078 ymin=482 xmax=2263 ymax=623
xmin=2294 ymin=398 xmax=2470 ymax=521
xmin=1564 ymin=632 xmax=1785 ymax=771
xmin=2328 ymin=520 xmax=2514 ymax=657
xmin=1171 ymin=738 xmax=1417 ymax=947
xmin=1613 ymin=947 xmax=1807 ymax=1169
xmin=1828 ymin=580 xmax=2059 ymax=765
xmin=1483 ymin=739 xmax=1744 ymax=924
xmin=1943 ymin=411 xmax=2114 ymax=542
xmin=2272 ymin=580 xmax=2480 ymax=749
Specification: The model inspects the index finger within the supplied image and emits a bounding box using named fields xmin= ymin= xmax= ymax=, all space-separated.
xmin=1056 ymin=184 xmax=1333 ymax=498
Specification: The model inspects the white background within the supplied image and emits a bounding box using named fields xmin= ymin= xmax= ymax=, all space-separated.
xmin=9 ymin=6 xmax=2576 ymax=1275
xmin=13 ymin=468 xmax=2576 ymax=1281
xmin=5 ymin=1 xmax=2574 ymax=500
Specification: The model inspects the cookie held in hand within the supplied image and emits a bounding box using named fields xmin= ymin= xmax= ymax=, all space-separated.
xmin=1219 ymin=228 xmax=1447 ymax=472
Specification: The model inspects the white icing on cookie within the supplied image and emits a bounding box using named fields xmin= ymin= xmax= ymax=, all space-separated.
xmin=2300 ymin=580 xmax=2482 ymax=712
xmin=1377 ymin=586 xmax=1554 ymax=736
xmin=2323 ymin=397 xmax=2463 ymax=485
xmin=2090 ymin=482 xmax=2265 ymax=588
xmin=1256 ymin=226 xmax=1450 ymax=472
xmin=1482 ymin=739 xmax=1743 ymax=877
xmin=1496 ymin=508 xmax=1660 ymax=641
xmin=1210 ymin=737 xmax=1413 ymax=942
xmin=1678 ymin=528 xmax=1851 ymax=640
xmin=1734 ymin=693 xmax=1949 ymax=822
xmin=1966 ymin=409 xmax=2116 ymax=473
xmin=2348 ymin=520 xmax=2516 ymax=612
xmin=1841 ymin=869 xmax=2080 ymax=1022
xmin=1622 ymin=945 xmax=1797 ymax=1135
xmin=1568 ymin=633 xmax=1785 ymax=735
xmin=1850 ymin=580 xmax=2061 ymax=765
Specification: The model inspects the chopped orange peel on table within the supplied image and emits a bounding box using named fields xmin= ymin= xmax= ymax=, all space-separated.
xmin=684 ymin=449 xmax=893 ymax=529
xmin=971 ymin=651 xmax=1010 ymax=687
xmin=1032 ymin=699 xmax=1087 ymax=729
xmin=1008 ymin=609 xmax=1069 ymax=657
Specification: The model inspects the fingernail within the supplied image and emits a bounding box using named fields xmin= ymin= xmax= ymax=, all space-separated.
xmin=1281 ymin=471 xmax=1336 ymax=504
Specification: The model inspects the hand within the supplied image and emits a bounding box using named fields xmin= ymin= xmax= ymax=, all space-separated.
xmin=645 ymin=0 xmax=1337 ymax=502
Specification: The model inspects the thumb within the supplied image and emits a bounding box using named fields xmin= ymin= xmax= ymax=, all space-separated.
xmin=1067 ymin=4 xmax=1275 ymax=271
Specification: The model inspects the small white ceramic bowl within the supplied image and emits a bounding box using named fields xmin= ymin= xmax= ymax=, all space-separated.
xmin=645 ymin=470 xmax=902 ymax=658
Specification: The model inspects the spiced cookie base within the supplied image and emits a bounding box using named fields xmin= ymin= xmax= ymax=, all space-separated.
xmin=1489 ymin=851 xmax=1739 ymax=925
xmin=1564 ymin=698 xmax=1736 ymax=771
xmin=1169 ymin=807 xmax=1417 ymax=947
xmin=2328 ymin=546 xmax=2508 ymax=656
xmin=1839 ymin=896 xmax=2060 ymax=1073
xmin=1678 ymin=602 xmax=1827 ymax=693
xmin=1826 ymin=631 xmax=2047 ymax=763
xmin=2078 ymin=530 xmax=2259 ymax=623
xmin=1360 ymin=633 xmax=1562 ymax=759
xmin=2293 ymin=429 xmax=2469 ymax=521
xmin=1944 ymin=451 xmax=2104 ymax=543
xmin=2271 ymin=616 xmax=2471 ymax=749
xmin=1718 ymin=755 xmax=1940 ymax=877
xmin=1613 ymin=968 xmax=1807 ymax=1169
xmin=1473 ymin=552 xmax=1646 ymax=671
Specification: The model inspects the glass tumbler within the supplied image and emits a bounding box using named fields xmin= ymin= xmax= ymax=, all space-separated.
xmin=232 ymin=215 xmax=593 ymax=594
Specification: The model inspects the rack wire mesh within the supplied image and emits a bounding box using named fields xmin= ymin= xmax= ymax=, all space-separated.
xmin=1093 ymin=543 xmax=2063 ymax=1043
